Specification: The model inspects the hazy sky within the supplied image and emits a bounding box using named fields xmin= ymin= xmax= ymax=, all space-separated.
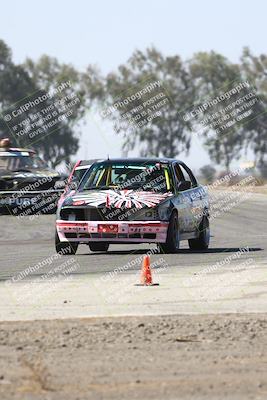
xmin=1 ymin=0 xmax=266 ymax=170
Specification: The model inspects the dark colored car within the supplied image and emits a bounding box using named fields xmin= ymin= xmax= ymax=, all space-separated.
xmin=0 ymin=138 xmax=66 ymax=215
xmin=55 ymin=158 xmax=210 ymax=254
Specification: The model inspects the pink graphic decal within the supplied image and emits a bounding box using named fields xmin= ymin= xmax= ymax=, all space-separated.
xmin=71 ymin=190 xmax=172 ymax=209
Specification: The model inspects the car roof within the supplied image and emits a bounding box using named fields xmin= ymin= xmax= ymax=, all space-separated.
xmin=90 ymin=157 xmax=182 ymax=165
xmin=75 ymin=164 xmax=91 ymax=170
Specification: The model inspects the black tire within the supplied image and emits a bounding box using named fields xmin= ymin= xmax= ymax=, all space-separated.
xmin=159 ymin=212 xmax=180 ymax=254
xmin=188 ymin=216 xmax=210 ymax=250
xmin=55 ymin=231 xmax=78 ymax=255
xmin=88 ymin=242 xmax=109 ymax=252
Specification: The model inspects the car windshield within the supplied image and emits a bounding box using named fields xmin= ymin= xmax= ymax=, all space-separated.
xmin=79 ymin=162 xmax=173 ymax=193
xmin=0 ymin=153 xmax=48 ymax=171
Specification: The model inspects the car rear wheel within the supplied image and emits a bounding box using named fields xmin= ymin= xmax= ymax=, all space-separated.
xmin=188 ymin=216 xmax=210 ymax=250
xmin=159 ymin=212 xmax=180 ymax=254
xmin=55 ymin=231 xmax=78 ymax=255
xmin=88 ymin=242 xmax=109 ymax=252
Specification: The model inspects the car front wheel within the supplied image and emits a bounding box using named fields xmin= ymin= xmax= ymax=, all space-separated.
xmin=159 ymin=212 xmax=180 ymax=254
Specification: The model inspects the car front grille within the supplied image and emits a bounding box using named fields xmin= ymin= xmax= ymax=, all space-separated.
xmin=60 ymin=206 xmax=159 ymax=222
xmin=99 ymin=207 xmax=159 ymax=221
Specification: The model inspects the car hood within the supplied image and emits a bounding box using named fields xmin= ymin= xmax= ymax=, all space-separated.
xmin=0 ymin=168 xmax=60 ymax=180
xmin=63 ymin=189 xmax=173 ymax=209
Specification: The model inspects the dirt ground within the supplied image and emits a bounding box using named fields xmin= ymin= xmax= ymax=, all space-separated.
xmin=211 ymin=184 xmax=267 ymax=194
xmin=0 ymin=314 xmax=266 ymax=400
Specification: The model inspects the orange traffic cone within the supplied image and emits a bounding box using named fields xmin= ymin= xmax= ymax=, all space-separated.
xmin=140 ymin=255 xmax=153 ymax=285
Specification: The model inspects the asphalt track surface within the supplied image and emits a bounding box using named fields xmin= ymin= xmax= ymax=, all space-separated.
xmin=0 ymin=190 xmax=266 ymax=320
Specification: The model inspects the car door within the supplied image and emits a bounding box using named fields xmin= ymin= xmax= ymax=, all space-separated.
xmin=172 ymin=162 xmax=194 ymax=232
xmin=179 ymin=163 xmax=205 ymax=231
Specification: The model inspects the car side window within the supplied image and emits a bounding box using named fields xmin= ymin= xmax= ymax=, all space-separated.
xmin=179 ymin=163 xmax=198 ymax=188
xmin=173 ymin=163 xmax=187 ymax=189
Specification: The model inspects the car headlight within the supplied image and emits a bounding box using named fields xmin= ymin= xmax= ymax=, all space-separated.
xmin=145 ymin=210 xmax=155 ymax=218
xmin=130 ymin=208 xmax=159 ymax=221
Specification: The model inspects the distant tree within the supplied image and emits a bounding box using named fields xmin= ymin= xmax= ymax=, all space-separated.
xmin=2 ymin=38 xmax=266 ymax=170
xmin=0 ymin=40 xmax=36 ymax=136
xmin=189 ymin=51 xmax=245 ymax=171
xmin=102 ymin=47 xmax=195 ymax=158
xmin=199 ymin=164 xmax=216 ymax=184
xmin=0 ymin=40 xmax=103 ymax=167
xmin=23 ymin=55 xmax=95 ymax=167
xmin=240 ymin=47 xmax=267 ymax=167
xmin=24 ymin=56 xmax=105 ymax=167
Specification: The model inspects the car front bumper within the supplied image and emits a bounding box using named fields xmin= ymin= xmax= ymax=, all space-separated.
xmin=56 ymin=220 xmax=169 ymax=244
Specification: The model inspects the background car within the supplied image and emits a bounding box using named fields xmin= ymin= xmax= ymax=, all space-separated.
xmin=0 ymin=138 xmax=67 ymax=215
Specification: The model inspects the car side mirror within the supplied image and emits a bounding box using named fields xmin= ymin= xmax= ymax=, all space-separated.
xmin=177 ymin=180 xmax=191 ymax=191
xmin=61 ymin=178 xmax=79 ymax=195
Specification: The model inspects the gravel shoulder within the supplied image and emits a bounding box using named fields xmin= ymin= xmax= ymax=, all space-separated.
xmin=0 ymin=313 xmax=267 ymax=400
